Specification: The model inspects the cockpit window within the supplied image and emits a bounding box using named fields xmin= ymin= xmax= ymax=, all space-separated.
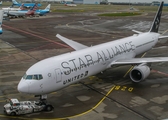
xmin=26 ymin=75 xmax=33 ymax=79
xmin=33 ymin=75 xmax=38 ymax=80
xmin=23 ymin=74 xmax=27 ymax=79
xmin=23 ymin=74 xmax=43 ymax=80
xmin=39 ymin=75 xmax=43 ymax=79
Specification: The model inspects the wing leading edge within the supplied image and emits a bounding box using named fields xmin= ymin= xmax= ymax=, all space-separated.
xmin=56 ymin=34 xmax=88 ymax=51
xmin=110 ymin=57 xmax=168 ymax=66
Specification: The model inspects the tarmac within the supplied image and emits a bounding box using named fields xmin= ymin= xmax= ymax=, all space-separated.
xmin=0 ymin=9 xmax=168 ymax=120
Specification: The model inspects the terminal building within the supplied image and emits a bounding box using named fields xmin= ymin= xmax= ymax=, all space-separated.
xmin=21 ymin=0 xmax=102 ymax=4
xmin=9 ymin=0 xmax=168 ymax=5
xmin=73 ymin=0 xmax=101 ymax=4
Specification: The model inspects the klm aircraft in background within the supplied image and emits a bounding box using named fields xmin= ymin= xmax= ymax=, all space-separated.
xmin=36 ymin=4 xmax=50 ymax=16
xmin=13 ymin=4 xmax=51 ymax=16
xmin=12 ymin=0 xmax=41 ymax=8
xmin=7 ymin=3 xmax=38 ymax=17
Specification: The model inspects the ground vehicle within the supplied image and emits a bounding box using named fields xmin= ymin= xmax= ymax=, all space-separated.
xmin=4 ymin=98 xmax=53 ymax=115
xmin=100 ymin=0 xmax=108 ymax=5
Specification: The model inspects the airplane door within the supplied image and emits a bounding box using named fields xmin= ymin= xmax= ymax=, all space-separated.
xmin=55 ymin=68 xmax=62 ymax=83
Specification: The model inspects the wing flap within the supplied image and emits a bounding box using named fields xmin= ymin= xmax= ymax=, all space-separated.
xmin=110 ymin=57 xmax=168 ymax=66
xmin=56 ymin=34 xmax=88 ymax=51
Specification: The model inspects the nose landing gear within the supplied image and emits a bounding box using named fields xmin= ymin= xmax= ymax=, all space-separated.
xmin=35 ymin=94 xmax=54 ymax=111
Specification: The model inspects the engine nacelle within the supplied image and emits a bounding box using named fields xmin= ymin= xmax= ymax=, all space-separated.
xmin=129 ymin=65 xmax=150 ymax=83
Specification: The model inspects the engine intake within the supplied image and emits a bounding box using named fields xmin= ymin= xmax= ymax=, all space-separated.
xmin=129 ymin=65 xmax=150 ymax=82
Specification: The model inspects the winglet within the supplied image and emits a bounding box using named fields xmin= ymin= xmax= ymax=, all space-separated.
xmin=56 ymin=34 xmax=88 ymax=51
xmin=149 ymin=1 xmax=164 ymax=33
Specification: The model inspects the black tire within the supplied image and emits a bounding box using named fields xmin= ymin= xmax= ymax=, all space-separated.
xmin=45 ymin=105 xmax=53 ymax=111
xmin=10 ymin=112 xmax=16 ymax=116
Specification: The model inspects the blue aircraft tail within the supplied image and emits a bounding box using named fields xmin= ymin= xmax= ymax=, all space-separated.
xmin=12 ymin=0 xmax=18 ymax=5
xmin=45 ymin=4 xmax=50 ymax=11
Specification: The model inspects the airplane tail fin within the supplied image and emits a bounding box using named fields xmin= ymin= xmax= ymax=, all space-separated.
xmin=19 ymin=3 xmax=24 ymax=10
xmin=0 ymin=10 xmax=4 ymax=34
xmin=30 ymin=3 xmax=38 ymax=11
xmin=12 ymin=0 xmax=18 ymax=5
xmin=149 ymin=1 xmax=164 ymax=33
xmin=26 ymin=3 xmax=38 ymax=15
xmin=45 ymin=4 xmax=51 ymax=11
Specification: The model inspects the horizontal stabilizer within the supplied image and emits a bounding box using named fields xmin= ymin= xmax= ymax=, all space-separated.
xmin=159 ymin=36 xmax=168 ymax=39
xmin=56 ymin=34 xmax=88 ymax=51
xmin=110 ymin=57 xmax=168 ymax=66
xmin=132 ymin=30 xmax=143 ymax=34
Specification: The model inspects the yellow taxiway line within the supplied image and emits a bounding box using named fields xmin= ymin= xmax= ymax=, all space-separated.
xmin=66 ymin=85 xmax=116 ymax=119
xmin=161 ymin=29 xmax=168 ymax=35
xmin=0 ymin=85 xmax=116 ymax=120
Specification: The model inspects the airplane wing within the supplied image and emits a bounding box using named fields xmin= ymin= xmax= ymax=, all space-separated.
xmin=110 ymin=57 xmax=168 ymax=66
xmin=56 ymin=34 xmax=88 ymax=51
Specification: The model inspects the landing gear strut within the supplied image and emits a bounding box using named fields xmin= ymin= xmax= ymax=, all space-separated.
xmin=34 ymin=94 xmax=54 ymax=111
xmin=35 ymin=94 xmax=47 ymax=99
xmin=35 ymin=94 xmax=48 ymax=103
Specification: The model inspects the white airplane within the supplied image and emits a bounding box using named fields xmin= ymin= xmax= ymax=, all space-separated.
xmin=65 ymin=3 xmax=77 ymax=7
xmin=2 ymin=3 xmax=24 ymax=12
xmin=0 ymin=10 xmax=4 ymax=34
xmin=18 ymin=2 xmax=168 ymax=100
xmin=12 ymin=0 xmax=41 ymax=8
xmin=7 ymin=3 xmax=38 ymax=17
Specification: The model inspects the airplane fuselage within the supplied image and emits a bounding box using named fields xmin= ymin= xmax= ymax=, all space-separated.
xmin=18 ymin=32 xmax=159 ymax=95
xmin=13 ymin=3 xmax=41 ymax=7
xmin=2 ymin=8 xmax=21 ymax=12
xmin=8 ymin=10 xmax=34 ymax=16
xmin=35 ymin=10 xmax=49 ymax=16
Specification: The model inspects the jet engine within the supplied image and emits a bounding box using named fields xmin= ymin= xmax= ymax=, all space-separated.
xmin=129 ymin=64 xmax=150 ymax=82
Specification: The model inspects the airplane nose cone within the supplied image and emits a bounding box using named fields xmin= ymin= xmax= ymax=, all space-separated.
xmin=17 ymin=81 xmax=29 ymax=94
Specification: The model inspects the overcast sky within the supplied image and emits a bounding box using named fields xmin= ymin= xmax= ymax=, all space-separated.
xmin=108 ymin=0 xmax=168 ymax=3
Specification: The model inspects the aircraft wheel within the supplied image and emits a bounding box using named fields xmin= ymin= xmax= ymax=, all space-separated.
xmin=45 ymin=105 xmax=53 ymax=111
xmin=10 ymin=112 xmax=16 ymax=116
